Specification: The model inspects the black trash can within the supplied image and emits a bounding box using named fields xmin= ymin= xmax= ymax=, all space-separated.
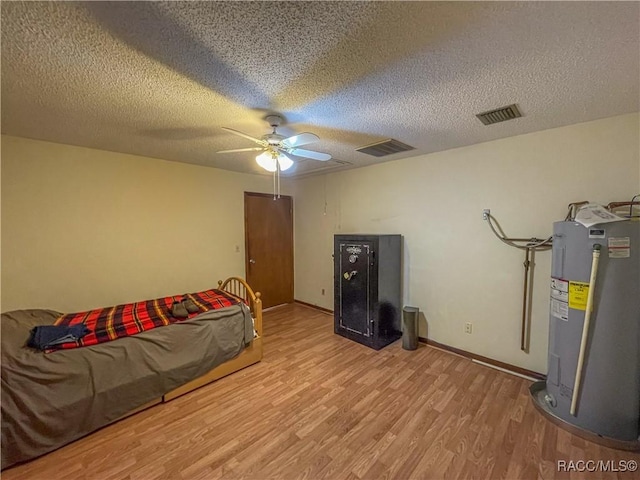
xmin=402 ymin=306 xmax=419 ymax=350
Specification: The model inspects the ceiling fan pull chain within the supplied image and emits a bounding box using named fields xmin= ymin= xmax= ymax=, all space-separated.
xmin=273 ymin=167 xmax=277 ymax=200
xmin=277 ymin=159 xmax=281 ymax=199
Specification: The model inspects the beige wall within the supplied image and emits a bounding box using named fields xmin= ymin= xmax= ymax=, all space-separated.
xmin=1 ymin=135 xmax=283 ymax=312
xmin=292 ymin=113 xmax=640 ymax=374
xmin=3 ymin=114 xmax=638 ymax=372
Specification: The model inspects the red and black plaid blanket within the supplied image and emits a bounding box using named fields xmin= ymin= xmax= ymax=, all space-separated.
xmin=51 ymin=289 xmax=240 ymax=351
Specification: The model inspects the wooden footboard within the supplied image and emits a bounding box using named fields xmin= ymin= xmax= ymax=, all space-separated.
xmin=218 ymin=276 xmax=263 ymax=338
xmin=162 ymin=277 xmax=263 ymax=402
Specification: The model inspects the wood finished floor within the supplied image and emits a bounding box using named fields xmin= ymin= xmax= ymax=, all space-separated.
xmin=4 ymin=303 xmax=639 ymax=480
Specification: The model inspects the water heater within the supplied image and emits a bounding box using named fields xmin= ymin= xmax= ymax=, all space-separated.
xmin=531 ymin=219 xmax=640 ymax=449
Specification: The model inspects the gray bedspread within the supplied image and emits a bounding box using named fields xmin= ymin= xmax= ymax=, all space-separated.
xmin=1 ymin=303 xmax=253 ymax=469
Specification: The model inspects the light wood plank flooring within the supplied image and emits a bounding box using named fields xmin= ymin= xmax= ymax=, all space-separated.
xmin=4 ymin=304 xmax=639 ymax=479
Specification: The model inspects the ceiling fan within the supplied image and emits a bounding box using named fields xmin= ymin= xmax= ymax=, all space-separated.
xmin=217 ymin=115 xmax=331 ymax=173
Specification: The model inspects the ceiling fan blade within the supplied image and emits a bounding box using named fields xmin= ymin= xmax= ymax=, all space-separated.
xmin=221 ymin=127 xmax=267 ymax=146
xmin=217 ymin=147 xmax=264 ymax=154
xmin=281 ymin=132 xmax=320 ymax=148
xmin=288 ymin=148 xmax=332 ymax=161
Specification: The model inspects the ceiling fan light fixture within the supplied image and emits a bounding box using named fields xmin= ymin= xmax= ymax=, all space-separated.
xmin=277 ymin=153 xmax=293 ymax=171
xmin=256 ymin=151 xmax=277 ymax=172
xmin=256 ymin=151 xmax=293 ymax=172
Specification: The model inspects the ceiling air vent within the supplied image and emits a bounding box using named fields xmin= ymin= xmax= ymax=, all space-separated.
xmin=476 ymin=104 xmax=522 ymax=125
xmin=356 ymin=139 xmax=415 ymax=157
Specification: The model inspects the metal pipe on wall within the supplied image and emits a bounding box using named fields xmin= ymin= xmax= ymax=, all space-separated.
xmin=484 ymin=211 xmax=552 ymax=350
xmin=520 ymin=248 xmax=531 ymax=352
xmin=520 ymin=248 xmax=537 ymax=353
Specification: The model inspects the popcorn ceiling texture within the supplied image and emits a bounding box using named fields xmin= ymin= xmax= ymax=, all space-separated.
xmin=1 ymin=1 xmax=638 ymax=177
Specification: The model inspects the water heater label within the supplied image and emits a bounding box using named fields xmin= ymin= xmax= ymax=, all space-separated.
xmin=569 ymin=281 xmax=589 ymax=310
xmin=608 ymin=237 xmax=630 ymax=258
xmin=550 ymin=278 xmax=569 ymax=320
xmin=550 ymin=278 xmax=569 ymax=302
xmin=551 ymin=298 xmax=569 ymax=321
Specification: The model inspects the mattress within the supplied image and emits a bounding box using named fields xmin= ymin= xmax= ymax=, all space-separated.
xmin=1 ymin=303 xmax=253 ymax=468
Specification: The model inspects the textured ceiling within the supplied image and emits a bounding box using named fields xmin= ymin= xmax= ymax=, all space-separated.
xmin=2 ymin=1 xmax=639 ymax=177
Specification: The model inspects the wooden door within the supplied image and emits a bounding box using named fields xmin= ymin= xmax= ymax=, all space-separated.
xmin=244 ymin=192 xmax=294 ymax=309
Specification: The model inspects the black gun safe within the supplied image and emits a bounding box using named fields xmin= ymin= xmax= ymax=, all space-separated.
xmin=334 ymin=234 xmax=402 ymax=350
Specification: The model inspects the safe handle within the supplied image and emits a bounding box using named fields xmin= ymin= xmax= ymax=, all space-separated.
xmin=343 ymin=270 xmax=357 ymax=281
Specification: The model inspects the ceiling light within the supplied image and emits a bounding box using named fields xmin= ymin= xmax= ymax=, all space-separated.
xmin=256 ymin=151 xmax=293 ymax=172
xmin=277 ymin=153 xmax=293 ymax=171
xmin=256 ymin=152 xmax=277 ymax=172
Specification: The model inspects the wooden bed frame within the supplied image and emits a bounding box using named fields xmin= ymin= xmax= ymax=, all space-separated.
xmin=0 ymin=277 xmax=263 ymax=469
xmin=124 ymin=277 xmax=263 ymax=414
xmin=164 ymin=277 xmax=263 ymax=401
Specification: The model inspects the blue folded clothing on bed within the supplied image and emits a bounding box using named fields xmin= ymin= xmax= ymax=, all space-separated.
xmin=27 ymin=324 xmax=91 ymax=351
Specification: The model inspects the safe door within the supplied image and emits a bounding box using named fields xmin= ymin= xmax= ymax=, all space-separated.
xmin=338 ymin=242 xmax=373 ymax=336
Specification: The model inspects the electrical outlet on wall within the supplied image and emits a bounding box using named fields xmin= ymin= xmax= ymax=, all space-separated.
xmin=482 ymin=209 xmax=490 ymax=220
xmin=465 ymin=322 xmax=473 ymax=334
xmin=321 ymin=288 xmax=325 ymax=295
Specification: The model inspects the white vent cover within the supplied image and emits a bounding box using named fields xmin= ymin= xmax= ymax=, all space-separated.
xmin=476 ymin=104 xmax=522 ymax=125
xmin=356 ymin=139 xmax=415 ymax=157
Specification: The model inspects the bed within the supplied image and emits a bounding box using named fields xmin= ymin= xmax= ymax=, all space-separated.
xmin=0 ymin=277 xmax=263 ymax=469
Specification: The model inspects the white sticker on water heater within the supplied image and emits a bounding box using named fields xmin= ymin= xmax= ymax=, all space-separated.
xmin=551 ymin=298 xmax=569 ymax=321
xmin=608 ymin=237 xmax=630 ymax=258
xmin=550 ymin=277 xmax=569 ymax=302
xmin=550 ymin=278 xmax=569 ymax=321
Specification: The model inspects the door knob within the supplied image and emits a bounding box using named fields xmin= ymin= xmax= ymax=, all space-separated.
xmin=249 ymin=259 xmax=256 ymax=264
